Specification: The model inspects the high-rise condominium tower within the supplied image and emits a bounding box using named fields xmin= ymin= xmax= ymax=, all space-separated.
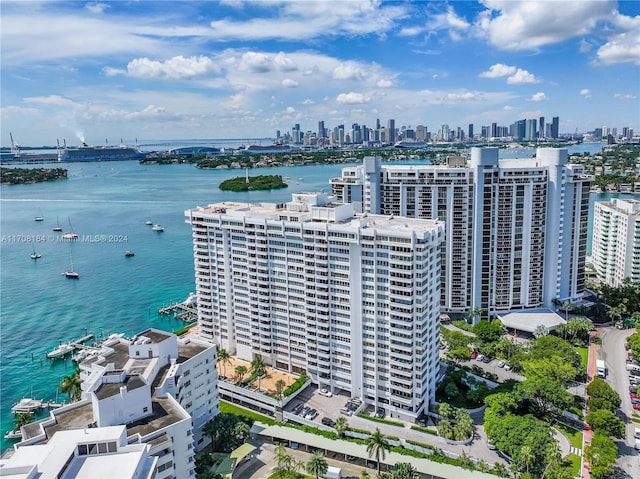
xmin=186 ymin=193 xmax=444 ymax=420
xmin=592 ymin=199 xmax=640 ymax=287
xmin=330 ymin=148 xmax=592 ymax=319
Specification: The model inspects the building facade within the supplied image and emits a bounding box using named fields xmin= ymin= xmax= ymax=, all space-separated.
xmin=592 ymin=198 xmax=640 ymax=287
xmin=12 ymin=329 xmax=219 ymax=479
xmin=330 ymin=148 xmax=592 ymax=319
xmin=186 ymin=193 xmax=444 ymax=420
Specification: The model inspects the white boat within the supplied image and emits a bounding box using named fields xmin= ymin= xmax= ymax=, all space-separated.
xmin=72 ymin=349 xmax=93 ymax=363
xmin=11 ymin=398 xmax=44 ymax=413
xmin=125 ymin=250 xmax=135 ymax=257
xmin=53 ymin=216 xmax=63 ymax=232
xmin=31 ymin=246 xmax=41 ymax=259
xmin=152 ymin=224 xmax=164 ymax=232
xmin=47 ymin=343 xmax=75 ymax=358
xmin=4 ymin=429 xmax=22 ymax=440
xmin=62 ymin=217 xmax=79 ymax=240
xmin=145 ymin=219 xmax=153 ymax=225
xmin=63 ymin=251 xmax=79 ymax=279
xmin=34 ymin=209 xmax=44 ymax=221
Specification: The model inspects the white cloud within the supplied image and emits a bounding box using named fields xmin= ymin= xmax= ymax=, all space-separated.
xmin=426 ymin=5 xmax=470 ymax=40
xmin=474 ymin=0 xmax=615 ymax=50
xmin=377 ymin=79 xmax=394 ymax=88
xmin=507 ymin=69 xmax=540 ymax=85
xmin=281 ymin=78 xmax=299 ymax=88
xmin=302 ymin=99 xmax=314 ymax=105
xmin=595 ymin=14 xmax=640 ymax=66
xmin=479 ymin=64 xmax=540 ymax=84
xmin=333 ymin=62 xmax=368 ymax=81
xmin=85 ymin=3 xmax=109 ymax=14
xmin=580 ymin=89 xmax=592 ymax=98
xmin=479 ymin=63 xmax=517 ymax=78
xmin=336 ymin=92 xmax=370 ymax=105
xmin=120 ymin=56 xmax=220 ymax=79
xmin=529 ymin=92 xmax=547 ymax=102
xmin=613 ymin=93 xmax=637 ymax=100
xmin=208 ymin=0 xmax=409 ymax=41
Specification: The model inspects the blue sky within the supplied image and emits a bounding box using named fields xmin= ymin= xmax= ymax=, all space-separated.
xmin=1 ymin=0 xmax=639 ymax=146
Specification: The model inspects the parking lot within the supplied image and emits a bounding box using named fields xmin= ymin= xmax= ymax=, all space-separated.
xmin=285 ymin=386 xmax=362 ymax=426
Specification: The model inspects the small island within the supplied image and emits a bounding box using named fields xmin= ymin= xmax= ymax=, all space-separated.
xmin=219 ymin=174 xmax=288 ymax=192
xmin=0 ymin=167 xmax=68 ymax=185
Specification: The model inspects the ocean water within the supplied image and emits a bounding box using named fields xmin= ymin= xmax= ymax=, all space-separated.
xmin=0 ymin=143 xmax=609 ymax=452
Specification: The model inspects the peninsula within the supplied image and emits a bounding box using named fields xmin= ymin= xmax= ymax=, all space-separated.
xmin=0 ymin=167 xmax=67 ymax=185
xmin=219 ymin=174 xmax=287 ymax=192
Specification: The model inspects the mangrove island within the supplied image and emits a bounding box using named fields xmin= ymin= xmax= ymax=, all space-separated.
xmin=1 ymin=167 xmax=68 ymax=185
xmin=219 ymin=174 xmax=288 ymax=192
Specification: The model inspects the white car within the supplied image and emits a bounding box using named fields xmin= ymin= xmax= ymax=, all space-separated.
xmin=319 ymin=388 xmax=333 ymax=397
xmin=496 ymin=361 xmax=505 ymax=368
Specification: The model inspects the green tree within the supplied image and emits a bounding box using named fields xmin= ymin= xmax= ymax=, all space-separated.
xmin=437 ymin=402 xmax=454 ymax=419
xmin=453 ymin=408 xmax=474 ymax=440
xmin=584 ymin=432 xmax=618 ymax=479
xmin=334 ymin=416 xmax=348 ymax=437
xmin=566 ymin=317 xmax=593 ymax=343
xmin=436 ymin=419 xmax=454 ymax=439
xmin=472 ymin=319 xmax=503 ymax=343
xmin=12 ymin=411 xmax=34 ymax=431
xmin=274 ymin=443 xmax=293 ymax=473
xmin=360 ymin=470 xmax=371 ymax=479
xmin=586 ymin=378 xmax=621 ymax=412
xmin=250 ymin=355 xmax=267 ymax=390
xmin=467 ymin=306 xmax=482 ymax=324
xmin=274 ymin=379 xmax=287 ymax=400
xmin=585 ymin=409 xmax=625 ymax=438
xmin=234 ymin=365 xmax=248 ymax=384
xmin=518 ymin=375 xmax=571 ymax=415
xmin=217 ymin=348 xmax=231 ymax=378
xmin=390 ymin=462 xmax=419 ymax=479
xmin=534 ymin=324 xmax=549 ymax=339
xmin=561 ymin=301 xmax=571 ymax=321
xmin=366 ymin=428 xmax=390 ymax=474
xmin=447 ymin=346 xmax=471 ymax=363
xmin=60 ymin=369 xmax=83 ymax=402
xmin=519 ymin=445 xmax=534 ymax=474
xmin=306 ymin=451 xmax=328 ymax=479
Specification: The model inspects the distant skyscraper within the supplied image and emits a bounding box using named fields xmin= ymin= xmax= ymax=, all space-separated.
xmin=525 ymin=119 xmax=537 ymax=141
xmin=491 ymin=122 xmax=497 ymax=138
xmin=416 ymin=125 xmax=427 ymax=142
xmin=551 ymin=117 xmax=559 ymax=139
xmin=318 ymin=121 xmax=325 ymax=139
xmin=387 ymin=119 xmax=396 ymax=143
xmin=468 ymin=124 xmax=474 ymax=139
xmin=539 ymin=116 xmax=545 ymax=139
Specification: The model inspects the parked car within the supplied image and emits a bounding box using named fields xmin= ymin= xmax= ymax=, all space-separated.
xmin=305 ymin=408 xmax=318 ymax=420
xmin=631 ymin=392 xmax=638 ymax=399
xmin=482 ymin=356 xmax=491 ymax=363
xmin=476 ymin=354 xmax=485 ymax=362
xmin=630 ymin=386 xmax=638 ymax=394
xmin=496 ymin=361 xmax=505 ymax=368
xmin=300 ymin=407 xmax=311 ymax=417
xmin=375 ymin=407 xmax=385 ymax=418
xmin=487 ymin=439 xmax=497 ymax=450
xmin=291 ymin=403 xmax=304 ymax=415
xmin=634 ymin=404 xmax=640 ymax=411
xmin=470 ymin=351 xmax=478 ymax=359
xmin=321 ymin=417 xmax=335 ymax=427
xmin=504 ymin=364 xmax=512 ymax=371
xmin=319 ymin=388 xmax=333 ymax=397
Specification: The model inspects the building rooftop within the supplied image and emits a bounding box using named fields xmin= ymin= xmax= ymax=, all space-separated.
xmin=95 ymin=375 xmax=147 ymax=400
xmin=497 ymin=308 xmax=567 ymax=333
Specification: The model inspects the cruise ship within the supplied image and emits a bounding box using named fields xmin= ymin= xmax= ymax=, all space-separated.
xmin=57 ymin=140 xmax=147 ymax=162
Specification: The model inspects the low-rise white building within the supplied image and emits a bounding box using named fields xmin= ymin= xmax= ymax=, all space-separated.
xmin=0 ymin=426 xmax=156 ymax=479
xmin=9 ymin=329 xmax=219 ymax=479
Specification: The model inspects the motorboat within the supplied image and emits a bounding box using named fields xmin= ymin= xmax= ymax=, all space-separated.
xmin=11 ymin=398 xmax=44 ymax=413
xmin=125 ymin=251 xmax=135 ymax=257
xmin=4 ymin=429 xmax=22 ymax=440
xmin=47 ymin=343 xmax=75 ymax=358
xmin=152 ymin=224 xmax=164 ymax=232
xmin=31 ymin=246 xmax=41 ymax=259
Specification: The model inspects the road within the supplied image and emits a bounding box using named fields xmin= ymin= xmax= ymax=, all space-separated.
xmin=598 ymin=327 xmax=640 ymax=477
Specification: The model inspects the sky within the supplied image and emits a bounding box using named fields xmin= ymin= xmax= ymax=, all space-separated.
xmin=1 ymin=0 xmax=639 ymax=147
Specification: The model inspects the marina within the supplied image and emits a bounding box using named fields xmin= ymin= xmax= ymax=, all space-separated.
xmin=46 ymin=334 xmax=94 ymax=359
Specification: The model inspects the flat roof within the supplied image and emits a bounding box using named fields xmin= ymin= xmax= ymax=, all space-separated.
xmin=253 ymin=424 xmax=496 ymax=479
xmin=497 ymin=308 xmax=566 ymax=333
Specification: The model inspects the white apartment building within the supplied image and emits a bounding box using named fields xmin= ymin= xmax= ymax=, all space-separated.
xmin=330 ymin=148 xmax=592 ymax=320
xmin=12 ymin=329 xmax=219 ymax=479
xmin=186 ymin=193 xmax=444 ymax=420
xmin=0 ymin=426 xmax=156 ymax=479
xmin=592 ymin=198 xmax=640 ymax=286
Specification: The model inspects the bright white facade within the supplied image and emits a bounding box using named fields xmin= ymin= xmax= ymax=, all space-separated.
xmin=0 ymin=426 xmax=156 ymax=479
xmin=12 ymin=329 xmax=219 ymax=479
xmin=592 ymin=198 xmax=640 ymax=286
xmin=330 ymin=148 xmax=592 ymax=319
xmin=186 ymin=193 xmax=444 ymax=420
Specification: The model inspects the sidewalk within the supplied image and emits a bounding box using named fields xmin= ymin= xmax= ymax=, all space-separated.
xmin=582 ymin=329 xmax=599 ymax=479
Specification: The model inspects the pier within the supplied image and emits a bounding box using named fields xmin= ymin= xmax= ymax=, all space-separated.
xmin=158 ymin=302 xmax=197 ymax=322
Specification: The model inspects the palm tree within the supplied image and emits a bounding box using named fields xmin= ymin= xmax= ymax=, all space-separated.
xmin=561 ymin=301 xmax=571 ymax=321
xmin=360 ymin=470 xmax=371 ymax=479
xmin=60 ymin=369 xmax=83 ymax=402
xmin=275 ymin=379 xmax=287 ymax=399
xmin=467 ymin=306 xmax=482 ymax=324
xmin=306 ymin=451 xmax=328 ymax=479
xmin=366 ymin=428 xmax=390 ymax=474
xmin=235 ymin=365 xmax=248 ymax=384
xmin=519 ymin=445 xmax=534 ymax=474
xmin=390 ymin=462 xmax=419 ymax=479
xmin=12 ymin=411 xmax=34 ymax=431
xmin=334 ymin=416 xmax=348 ymax=437
xmin=274 ymin=443 xmax=293 ymax=473
xmin=250 ymin=355 xmax=267 ymax=390
xmin=217 ymin=348 xmax=231 ymax=378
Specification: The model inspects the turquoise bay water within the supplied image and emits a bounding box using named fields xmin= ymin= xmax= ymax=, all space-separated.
xmin=0 ymin=143 xmax=611 ymax=452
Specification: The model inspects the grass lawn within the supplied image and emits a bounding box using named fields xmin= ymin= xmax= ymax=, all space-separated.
xmin=567 ymin=454 xmax=582 ymax=477
xmin=575 ymin=347 xmax=589 ymax=369
xmin=268 ymin=472 xmax=313 ymax=479
xmin=220 ymin=400 xmax=276 ymax=424
xmin=555 ymin=423 xmax=584 ymax=449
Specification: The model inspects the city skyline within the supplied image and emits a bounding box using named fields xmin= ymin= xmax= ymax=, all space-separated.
xmin=1 ymin=1 xmax=639 ymax=146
